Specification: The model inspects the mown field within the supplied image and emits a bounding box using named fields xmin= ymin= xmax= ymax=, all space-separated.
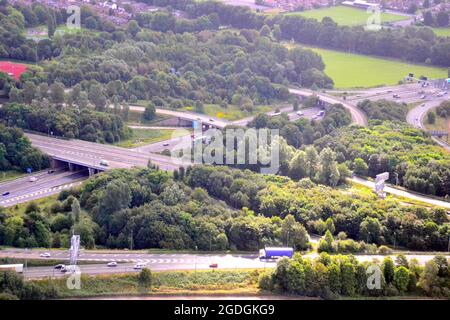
xmin=289 ymin=45 xmax=448 ymax=88
xmin=183 ymin=104 xmax=273 ymax=121
xmin=432 ymin=27 xmax=450 ymax=37
xmin=285 ymin=6 xmax=407 ymax=26
xmin=33 ymin=270 xmax=261 ymax=298
xmin=114 ymin=128 xmax=189 ymax=148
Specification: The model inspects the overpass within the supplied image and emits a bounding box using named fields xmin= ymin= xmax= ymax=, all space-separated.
xmin=125 ymin=105 xmax=231 ymax=129
xmin=288 ymin=88 xmax=368 ymax=126
xmin=26 ymin=133 xmax=186 ymax=175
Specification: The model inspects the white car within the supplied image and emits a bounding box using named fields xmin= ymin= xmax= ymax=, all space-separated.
xmin=133 ymin=262 xmax=147 ymax=270
xmin=40 ymin=252 xmax=51 ymax=258
xmin=99 ymin=159 xmax=109 ymax=166
xmin=296 ymin=111 xmax=304 ymax=116
xmin=107 ymin=262 xmax=118 ymax=267
xmin=272 ymin=112 xmax=281 ymax=116
xmin=29 ymin=176 xmax=38 ymax=182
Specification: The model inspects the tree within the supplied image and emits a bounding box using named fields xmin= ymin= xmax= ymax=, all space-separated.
xmin=138 ymin=268 xmax=152 ymax=289
xmin=317 ymin=147 xmax=340 ymax=187
xmin=259 ymin=25 xmax=271 ymax=37
xmin=289 ymin=151 xmax=307 ymax=180
xmin=281 ymin=214 xmax=309 ymax=251
xmin=436 ymin=11 xmax=449 ymax=27
xmin=394 ymin=266 xmax=410 ymax=292
xmin=305 ymin=146 xmax=319 ymax=180
xmin=423 ymin=11 xmax=434 ymax=26
xmin=427 ymin=111 xmax=436 ymax=124
xmin=49 ymin=82 xmax=65 ymax=104
xmin=382 ymin=257 xmax=395 ymax=285
xmin=325 ymin=218 xmax=335 ymax=234
xmin=273 ymin=24 xmax=282 ymax=41
xmin=353 ymin=158 xmax=368 ymax=176
xmin=127 ymin=20 xmax=141 ymax=37
xmin=318 ymin=230 xmax=334 ymax=253
xmin=143 ymin=102 xmax=156 ymax=121
xmin=71 ymin=198 xmax=81 ymax=223
xmin=195 ymin=100 xmax=204 ymax=114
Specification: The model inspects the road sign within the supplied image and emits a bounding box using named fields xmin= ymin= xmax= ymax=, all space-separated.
xmin=26 ymin=168 xmax=32 ymax=174
xmin=375 ymin=172 xmax=389 ymax=183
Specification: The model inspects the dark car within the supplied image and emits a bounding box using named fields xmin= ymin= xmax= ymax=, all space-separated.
xmin=2 ymin=192 xmax=10 ymax=197
xmin=48 ymin=170 xmax=55 ymax=174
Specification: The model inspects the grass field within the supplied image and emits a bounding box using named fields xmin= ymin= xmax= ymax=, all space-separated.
xmin=183 ymin=104 xmax=273 ymax=121
xmin=115 ymin=128 xmax=189 ymax=148
xmin=431 ymin=27 xmax=450 ymax=37
xmin=285 ymin=6 xmax=407 ymax=26
xmin=289 ymin=45 xmax=448 ymax=88
xmin=33 ymin=269 xmax=261 ymax=298
xmin=0 ymin=170 xmax=25 ymax=183
xmin=26 ymin=25 xmax=88 ymax=41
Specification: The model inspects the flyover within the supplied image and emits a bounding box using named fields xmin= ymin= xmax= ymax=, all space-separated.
xmin=288 ymin=88 xmax=368 ymax=126
xmin=26 ymin=133 xmax=187 ymax=173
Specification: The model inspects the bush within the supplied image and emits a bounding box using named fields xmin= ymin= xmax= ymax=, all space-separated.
xmin=258 ymin=271 xmax=274 ymax=291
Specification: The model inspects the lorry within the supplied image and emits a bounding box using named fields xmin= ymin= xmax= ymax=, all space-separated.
xmin=259 ymin=247 xmax=294 ymax=260
xmin=0 ymin=264 xmax=24 ymax=273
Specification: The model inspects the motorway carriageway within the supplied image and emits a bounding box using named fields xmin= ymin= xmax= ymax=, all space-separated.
xmin=0 ymin=249 xmax=446 ymax=279
xmin=0 ymin=170 xmax=86 ymax=207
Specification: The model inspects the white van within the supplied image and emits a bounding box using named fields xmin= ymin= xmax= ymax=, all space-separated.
xmin=99 ymin=159 xmax=109 ymax=167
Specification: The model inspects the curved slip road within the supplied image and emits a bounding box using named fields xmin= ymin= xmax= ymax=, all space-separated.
xmin=288 ymin=88 xmax=368 ymax=126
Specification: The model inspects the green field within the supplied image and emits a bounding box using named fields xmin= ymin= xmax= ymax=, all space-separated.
xmin=432 ymin=27 xmax=450 ymax=37
xmin=297 ymin=46 xmax=448 ymax=88
xmin=183 ymin=104 xmax=273 ymax=121
xmin=115 ymin=128 xmax=189 ymax=148
xmin=26 ymin=25 xmax=88 ymax=41
xmin=286 ymin=6 xmax=407 ymax=26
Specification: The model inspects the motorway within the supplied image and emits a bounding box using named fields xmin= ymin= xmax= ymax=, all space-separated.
xmin=26 ymin=133 xmax=187 ymax=171
xmin=0 ymin=249 xmax=445 ymax=279
xmin=0 ymin=170 xmax=86 ymax=207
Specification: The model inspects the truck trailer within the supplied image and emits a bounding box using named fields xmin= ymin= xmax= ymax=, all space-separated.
xmin=259 ymin=247 xmax=294 ymax=260
xmin=0 ymin=264 xmax=24 ymax=273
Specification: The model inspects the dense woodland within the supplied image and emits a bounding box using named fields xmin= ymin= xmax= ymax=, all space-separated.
xmin=1 ymin=166 xmax=448 ymax=252
xmin=261 ymin=253 xmax=450 ymax=298
xmin=0 ymin=103 xmax=130 ymax=143
xmin=0 ymin=124 xmax=48 ymax=172
xmin=314 ymin=121 xmax=450 ymax=197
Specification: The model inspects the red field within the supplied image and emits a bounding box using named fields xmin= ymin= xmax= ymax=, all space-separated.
xmin=0 ymin=61 xmax=27 ymax=81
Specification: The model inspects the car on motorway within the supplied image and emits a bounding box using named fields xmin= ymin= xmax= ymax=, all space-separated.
xmin=209 ymin=263 xmax=218 ymax=268
xmin=393 ymin=94 xmax=400 ymax=98
xmin=2 ymin=192 xmax=10 ymax=197
xmin=133 ymin=262 xmax=147 ymax=270
xmin=162 ymin=142 xmax=170 ymax=147
xmin=420 ymin=95 xmax=426 ymax=99
xmin=29 ymin=176 xmax=38 ymax=182
xmin=47 ymin=170 xmax=55 ymax=174
xmin=99 ymin=159 xmax=109 ymax=167
xmin=421 ymin=103 xmax=426 ymax=107
xmin=61 ymin=265 xmax=76 ymax=273
xmin=272 ymin=111 xmax=281 ymax=116
xmin=296 ymin=111 xmax=304 ymax=116
xmin=40 ymin=252 xmax=51 ymax=258
xmin=54 ymin=264 xmax=65 ymax=269
xmin=209 ymin=119 xmax=215 ymax=122
xmin=107 ymin=262 xmax=118 ymax=267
